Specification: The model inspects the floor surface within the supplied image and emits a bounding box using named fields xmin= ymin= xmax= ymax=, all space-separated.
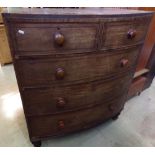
xmin=0 ymin=64 xmax=155 ymax=147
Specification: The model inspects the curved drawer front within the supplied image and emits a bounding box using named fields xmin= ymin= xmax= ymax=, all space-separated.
xmin=17 ymin=46 xmax=140 ymax=87
xmin=28 ymin=96 xmax=125 ymax=138
xmin=101 ymin=17 xmax=150 ymax=49
xmin=3 ymin=8 xmax=153 ymax=144
xmin=13 ymin=23 xmax=97 ymax=53
xmin=23 ymin=74 xmax=132 ymax=115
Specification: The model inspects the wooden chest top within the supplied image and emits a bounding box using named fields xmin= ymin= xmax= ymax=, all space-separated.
xmin=2 ymin=7 xmax=153 ymax=16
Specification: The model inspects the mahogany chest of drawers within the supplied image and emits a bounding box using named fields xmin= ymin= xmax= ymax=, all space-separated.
xmin=2 ymin=8 xmax=153 ymax=146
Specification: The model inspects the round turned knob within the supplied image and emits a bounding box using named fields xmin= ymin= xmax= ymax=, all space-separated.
xmin=127 ymin=29 xmax=136 ymax=39
xmin=58 ymin=120 xmax=65 ymax=129
xmin=54 ymin=32 xmax=65 ymax=46
xmin=120 ymin=59 xmax=129 ymax=67
xmin=56 ymin=97 xmax=66 ymax=108
xmin=55 ymin=68 xmax=65 ymax=80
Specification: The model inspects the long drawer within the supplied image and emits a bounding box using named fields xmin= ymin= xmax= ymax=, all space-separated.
xmin=13 ymin=23 xmax=98 ymax=53
xmin=28 ymin=95 xmax=125 ymax=138
xmin=23 ymin=73 xmax=132 ymax=116
xmin=16 ymin=46 xmax=140 ymax=87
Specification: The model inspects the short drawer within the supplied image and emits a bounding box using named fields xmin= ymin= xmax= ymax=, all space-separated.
xmin=28 ymin=96 xmax=125 ymax=138
xmin=101 ymin=17 xmax=150 ymax=49
xmin=13 ymin=23 xmax=98 ymax=53
xmin=23 ymin=74 xmax=131 ymax=116
xmin=17 ymin=46 xmax=140 ymax=87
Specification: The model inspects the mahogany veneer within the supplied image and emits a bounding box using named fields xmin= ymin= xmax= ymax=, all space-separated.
xmin=2 ymin=8 xmax=153 ymax=146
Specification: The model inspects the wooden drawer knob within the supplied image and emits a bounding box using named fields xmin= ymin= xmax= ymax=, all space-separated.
xmin=56 ymin=97 xmax=66 ymax=108
xmin=55 ymin=68 xmax=65 ymax=80
xmin=127 ymin=29 xmax=136 ymax=39
xmin=120 ymin=59 xmax=129 ymax=67
xmin=58 ymin=120 xmax=65 ymax=129
xmin=54 ymin=32 xmax=65 ymax=46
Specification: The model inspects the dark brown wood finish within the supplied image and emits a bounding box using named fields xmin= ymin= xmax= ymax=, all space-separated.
xmin=28 ymin=95 xmax=125 ymax=139
xmin=16 ymin=46 xmax=141 ymax=87
xmin=23 ymin=73 xmax=132 ymax=116
xmin=13 ymin=23 xmax=98 ymax=52
xmin=2 ymin=8 xmax=152 ymax=146
xmin=101 ymin=18 xmax=150 ymax=49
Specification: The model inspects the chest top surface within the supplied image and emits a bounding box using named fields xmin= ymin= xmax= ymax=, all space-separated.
xmin=2 ymin=7 xmax=153 ymax=16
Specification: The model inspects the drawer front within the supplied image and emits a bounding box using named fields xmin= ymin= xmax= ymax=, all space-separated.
xmin=102 ymin=18 xmax=150 ymax=49
xmin=17 ymin=46 xmax=140 ymax=87
xmin=28 ymin=96 xmax=125 ymax=138
xmin=13 ymin=23 xmax=98 ymax=53
xmin=23 ymin=74 xmax=132 ymax=115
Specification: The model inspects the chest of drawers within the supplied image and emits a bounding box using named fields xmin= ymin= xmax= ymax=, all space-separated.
xmin=2 ymin=8 xmax=153 ymax=146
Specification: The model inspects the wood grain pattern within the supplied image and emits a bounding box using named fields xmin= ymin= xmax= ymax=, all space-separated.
xmin=2 ymin=8 xmax=152 ymax=146
xmin=16 ymin=46 xmax=140 ymax=87
xmin=13 ymin=23 xmax=98 ymax=52
xmin=102 ymin=19 xmax=150 ymax=49
xmin=3 ymin=8 xmax=153 ymax=16
xmin=28 ymin=95 xmax=125 ymax=139
xmin=23 ymin=73 xmax=132 ymax=116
